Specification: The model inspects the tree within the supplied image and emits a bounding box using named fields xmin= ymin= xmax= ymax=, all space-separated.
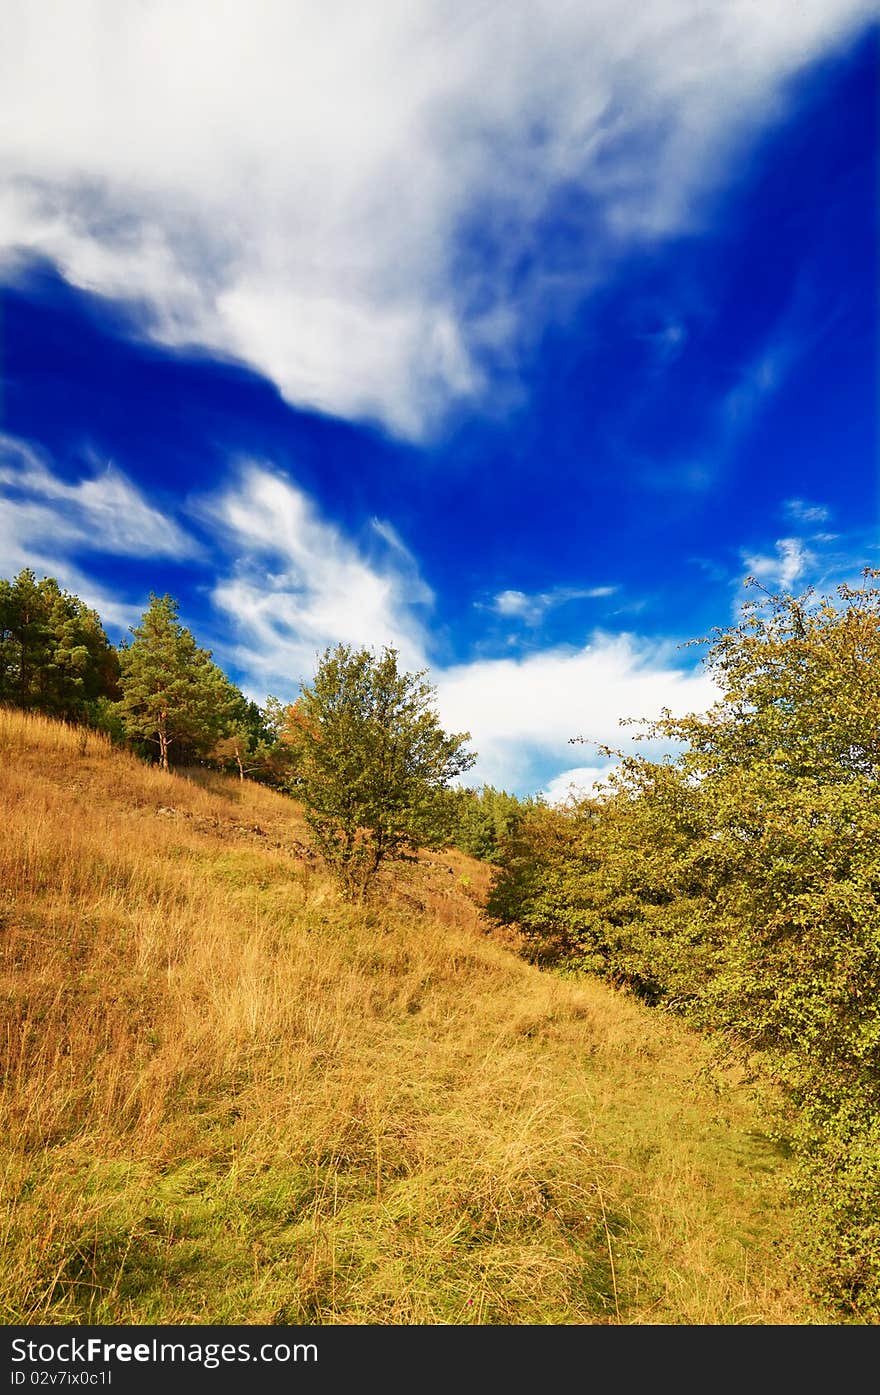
xmin=117 ymin=594 xmax=236 ymax=770
xmin=442 ymin=783 xmax=537 ymax=862
xmin=641 ymin=574 xmax=880 ymax=1311
xmin=492 ymin=570 xmax=880 ymax=1312
xmin=0 ymin=568 xmax=119 ymax=721
xmin=209 ymin=695 xmax=295 ymax=784
xmin=486 ymin=770 xmax=720 ymax=997
xmin=284 ymin=643 xmax=476 ymax=899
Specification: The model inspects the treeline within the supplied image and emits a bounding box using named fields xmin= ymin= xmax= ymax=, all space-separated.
xmin=0 ymin=567 xmax=530 ymax=859
xmin=486 ymin=572 xmax=880 ymax=1317
xmin=0 ymin=571 xmax=292 ymax=782
xmin=0 ymin=570 xmax=120 ymax=728
xmin=442 ymin=783 xmax=540 ymax=862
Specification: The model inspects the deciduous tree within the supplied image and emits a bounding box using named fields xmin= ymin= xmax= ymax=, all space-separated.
xmin=285 ymin=643 xmax=475 ymax=898
xmin=489 ymin=570 xmax=880 ymax=1312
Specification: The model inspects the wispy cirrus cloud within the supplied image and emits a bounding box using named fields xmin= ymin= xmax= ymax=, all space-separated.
xmin=0 ymin=434 xmax=195 ymax=562
xmin=0 ymin=435 xmax=199 ymax=627
xmin=782 ymin=497 xmax=831 ymax=525
xmin=743 ymin=536 xmax=816 ymax=590
xmin=0 ymin=433 xmax=196 ymax=624
xmin=645 ymin=326 xmax=807 ymax=493
xmin=201 ymin=464 xmax=433 ymax=689
xmin=722 ymin=338 xmax=800 ymax=434
xmin=490 ymin=584 xmax=617 ymax=627
xmin=731 ymin=499 xmax=877 ymax=609
xmin=1 ymin=0 xmax=874 ymax=439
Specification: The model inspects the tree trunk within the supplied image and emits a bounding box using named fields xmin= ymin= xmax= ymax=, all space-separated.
xmin=158 ymin=712 xmax=170 ymax=771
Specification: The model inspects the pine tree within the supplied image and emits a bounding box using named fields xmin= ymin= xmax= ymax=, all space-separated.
xmin=209 ymin=696 xmax=293 ymax=784
xmin=117 ymin=594 xmax=236 ymax=770
xmin=0 ymin=569 xmax=119 ymax=720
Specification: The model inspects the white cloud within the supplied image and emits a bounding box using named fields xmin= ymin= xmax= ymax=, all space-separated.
xmin=202 ymin=463 xmax=433 ymax=688
xmin=743 ymin=536 xmax=814 ymax=590
xmin=0 ymin=434 xmax=196 ymax=565
xmin=435 ymin=631 xmax=717 ymax=792
xmin=783 ymin=498 xmax=831 ymax=525
xmin=542 ymin=764 xmax=617 ymax=806
xmin=198 ymin=463 xmax=717 ymax=792
xmin=734 ymin=518 xmax=877 ymax=619
xmin=496 ymin=588 xmax=543 ymax=622
xmin=0 ymin=434 xmax=196 ymax=625
xmin=491 ymin=584 xmax=617 ymax=626
xmin=1 ymin=0 xmax=874 ymax=437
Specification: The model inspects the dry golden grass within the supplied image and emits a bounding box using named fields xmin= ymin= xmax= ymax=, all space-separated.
xmin=0 ymin=708 xmax=829 ymax=1324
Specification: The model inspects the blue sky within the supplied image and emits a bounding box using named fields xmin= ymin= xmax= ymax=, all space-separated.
xmin=1 ymin=1 xmax=877 ymax=797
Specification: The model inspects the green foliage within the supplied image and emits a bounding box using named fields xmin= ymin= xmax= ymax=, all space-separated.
xmin=209 ymin=695 xmax=295 ymax=785
xmin=664 ymin=574 xmax=880 ymax=1314
xmin=284 ymin=643 xmax=476 ymax=898
xmin=442 ymin=784 xmax=538 ymax=862
xmin=487 ymin=772 xmax=722 ymax=1000
xmin=0 ymin=569 xmax=119 ymax=722
xmin=117 ymin=595 xmax=238 ymax=770
xmin=489 ymin=571 xmax=880 ymax=1315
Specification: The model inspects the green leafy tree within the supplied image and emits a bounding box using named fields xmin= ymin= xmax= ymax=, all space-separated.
xmin=490 ymin=570 xmax=880 ymax=1313
xmin=117 ymin=594 xmax=237 ymax=770
xmin=642 ymin=573 xmax=880 ymax=1311
xmin=486 ymin=770 xmax=720 ymax=998
xmin=284 ymin=643 xmax=476 ymax=899
xmin=210 ymin=695 xmax=295 ymax=784
xmin=442 ymin=783 xmax=537 ymax=862
xmin=0 ymin=568 xmax=119 ymax=721
xmin=631 ymin=572 xmax=880 ymax=1057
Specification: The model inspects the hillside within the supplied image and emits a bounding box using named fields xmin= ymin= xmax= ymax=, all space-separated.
xmin=0 ymin=709 xmax=830 ymax=1324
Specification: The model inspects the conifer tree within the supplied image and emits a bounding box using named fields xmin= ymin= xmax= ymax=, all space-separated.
xmin=117 ymin=594 xmax=236 ymax=770
xmin=0 ymin=568 xmax=119 ymax=720
xmin=209 ymin=695 xmax=293 ymax=784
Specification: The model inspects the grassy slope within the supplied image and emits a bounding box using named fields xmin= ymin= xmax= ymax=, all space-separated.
xmin=0 ymin=709 xmax=829 ymax=1324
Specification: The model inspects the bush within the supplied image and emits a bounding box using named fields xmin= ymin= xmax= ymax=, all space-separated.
xmin=488 ymin=571 xmax=880 ymax=1314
